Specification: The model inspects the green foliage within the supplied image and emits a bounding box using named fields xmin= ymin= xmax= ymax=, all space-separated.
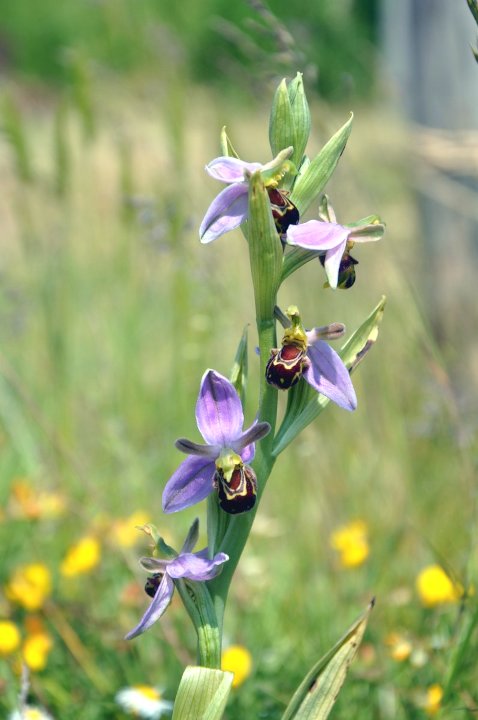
xmin=1 ymin=0 xmax=379 ymax=99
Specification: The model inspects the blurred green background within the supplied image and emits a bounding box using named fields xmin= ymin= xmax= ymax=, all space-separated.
xmin=0 ymin=1 xmax=477 ymax=719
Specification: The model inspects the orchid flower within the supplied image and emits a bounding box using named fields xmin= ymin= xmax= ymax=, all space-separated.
xmin=286 ymin=200 xmax=384 ymax=290
xmin=199 ymin=148 xmax=295 ymax=243
xmin=125 ymin=519 xmax=228 ymax=640
xmin=162 ymin=370 xmax=270 ymax=514
xmin=266 ymin=306 xmax=357 ymax=411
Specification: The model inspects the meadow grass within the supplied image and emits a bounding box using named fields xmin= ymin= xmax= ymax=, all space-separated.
xmin=0 ymin=80 xmax=476 ymax=719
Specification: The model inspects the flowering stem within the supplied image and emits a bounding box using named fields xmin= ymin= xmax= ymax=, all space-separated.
xmin=177 ymin=579 xmax=222 ymax=668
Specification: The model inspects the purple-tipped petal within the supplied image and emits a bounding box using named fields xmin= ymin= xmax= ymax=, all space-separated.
xmin=162 ymin=456 xmax=216 ymax=513
xmin=324 ymin=241 xmax=347 ymax=290
xmin=303 ymin=341 xmax=357 ymax=411
xmin=125 ymin=573 xmax=174 ymax=640
xmin=196 ymin=370 xmax=244 ymax=447
xmin=175 ymin=438 xmax=220 ymax=457
xmin=231 ymin=421 xmax=270 ymax=454
xmin=286 ymin=220 xmax=350 ymax=252
xmin=205 ymin=157 xmax=262 ymax=182
xmin=167 ymin=550 xmax=229 ymax=581
xmin=200 ymin=184 xmax=249 ymax=243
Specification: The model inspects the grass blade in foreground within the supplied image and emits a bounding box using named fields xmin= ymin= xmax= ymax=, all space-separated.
xmin=172 ymin=666 xmax=233 ymax=720
xmin=281 ymin=600 xmax=374 ymax=720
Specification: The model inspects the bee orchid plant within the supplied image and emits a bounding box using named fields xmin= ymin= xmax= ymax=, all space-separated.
xmin=126 ymin=74 xmax=385 ymax=720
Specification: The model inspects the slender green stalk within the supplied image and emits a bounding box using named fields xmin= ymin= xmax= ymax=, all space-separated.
xmin=177 ymin=579 xmax=222 ymax=668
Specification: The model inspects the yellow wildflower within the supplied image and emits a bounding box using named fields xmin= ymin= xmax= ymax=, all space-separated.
xmin=329 ymin=520 xmax=369 ymax=568
xmin=416 ymin=564 xmax=463 ymax=607
xmin=385 ymin=632 xmax=412 ymax=662
xmin=5 ymin=564 xmax=52 ymax=611
xmin=221 ymin=645 xmax=253 ymax=688
xmin=60 ymin=536 xmax=101 ymax=577
xmin=9 ymin=479 xmax=66 ymax=520
xmin=424 ymin=684 xmax=443 ymax=715
xmin=22 ymin=632 xmax=53 ymax=672
xmin=111 ymin=510 xmax=151 ymax=548
xmin=0 ymin=620 xmax=21 ymax=655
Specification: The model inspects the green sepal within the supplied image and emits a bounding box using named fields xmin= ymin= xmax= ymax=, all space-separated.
xmin=172 ymin=666 xmax=233 ymax=720
xmin=230 ymin=325 xmax=248 ymax=405
xmin=247 ymin=171 xmax=283 ymax=323
xmin=219 ymin=127 xmax=239 ymax=158
xmin=291 ymin=115 xmax=353 ymax=216
xmin=280 ymin=600 xmax=374 ymax=720
xmin=273 ymin=296 xmax=386 ymax=456
xmin=139 ymin=524 xmax=176 ymax=558
xmin=269 ymin=74 xmax=311 ymax=178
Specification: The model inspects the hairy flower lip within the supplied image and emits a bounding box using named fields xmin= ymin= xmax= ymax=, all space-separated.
xmin=162 ymin=370 xmax=270 ymax=514
xmin=125 ymin=520 xmax=228 ymax=640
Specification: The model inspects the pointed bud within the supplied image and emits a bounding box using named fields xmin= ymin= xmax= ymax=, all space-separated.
xmin=269 ymin=73 xmax=311 ymax=172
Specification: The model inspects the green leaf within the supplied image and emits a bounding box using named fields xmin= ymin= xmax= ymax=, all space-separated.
xmin=247 ymin=171 xmax=283 ymax=323
xmin=230 ymin=325 xmax=248 ymax=406
xmin=291 ymin=115 xmax=353 ymax=217
xmin=273 ymin=296 xmax=386 ymax=456
xmin=281 ymin=600 xmax=374 ymax=720
xmin=172 ymin=666 xmax=233 ymax=720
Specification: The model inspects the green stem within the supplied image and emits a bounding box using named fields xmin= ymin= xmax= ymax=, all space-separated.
xmin=177 ymin=579 xmax=222 ymax=668
xmin=208 ymin=317 xmax=278 ymax=632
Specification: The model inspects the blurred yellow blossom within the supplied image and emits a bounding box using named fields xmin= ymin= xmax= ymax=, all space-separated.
xmin=111 ymin=511 xmax=151 ymax=548
xmin=5 ymin=564 xmax=52 ymax=611
xmin=329 ymin=520 xmax=369 ymax=568
xmin=416 ymin=565 xmax=463 ymax=607
xmin=23 ymin=631 xmax=53 ymax=672
xmin=424 ymin=684 xmax=443 ymax=715
xmin=9 ymin=479 xmax=66 ymax=520
xmin=385 ymin=632 xmax=412 ymax=662
xmin=0 ymin=620 xmax=21 ymax=655
xmin=60 ymin=536 xmax=101 ymax=577
xmin=222 ymin=645 xmax=252 ymax=688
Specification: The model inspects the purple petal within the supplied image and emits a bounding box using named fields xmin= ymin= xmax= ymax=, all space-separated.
xmin=303 ymin=341 xmax=357 ymax=411
xmin=168 ymin=550 xmax=229 ymax=581
xmin=206 ymin=156 xmax=262 ymax=182
xmin=286 ymin=220 xmax=350 ymax=251
xmin=175 ymin=438 xmax=220 ymax=457
xmin=200 ymin=184 xmax=249 ymax=243
xmin=196 ymin=370 xmax=244 ymax=447
xmin=162 ymin=456 xmax=216 ymax=513
xmin=324 ymin=241 xmax=347 ymax=290
xmin=125 ymin=573 xmax=174 ymax=640
xmin=140 ymin=557 xmax=168 ymax=572
xmin=231 ymin=421 xmax=270 ymax=454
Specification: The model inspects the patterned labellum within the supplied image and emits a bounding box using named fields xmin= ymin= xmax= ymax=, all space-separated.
xmin=215 ymin=464 xmax=257 ymax=515
xmin=267 ymin=187 xmax=300 ymax=236
xmin=144 ymin=573 xmax=163 ymax=598
xmin=266 ymin=343 xmax=308 ymax=390
xmin=320 ymin=251 xmax=359 ymax=289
